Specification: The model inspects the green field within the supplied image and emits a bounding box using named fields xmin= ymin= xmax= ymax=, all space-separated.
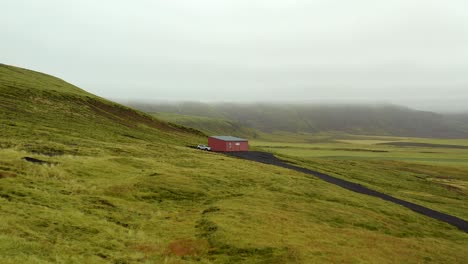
xmin=252 ymin=136 xmax=468 ymax=220
xmin=252 ymin=136 xmax=468 ymax=168
xmin=1 ymin=64 xmax=468 ymax=263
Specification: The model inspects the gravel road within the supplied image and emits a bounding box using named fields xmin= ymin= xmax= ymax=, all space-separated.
xmin=226 ymin=151 xmax=468 ymax=232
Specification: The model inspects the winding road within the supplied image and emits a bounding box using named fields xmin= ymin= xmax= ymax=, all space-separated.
xmin=226 ymin=151 xmax=468 ymax=232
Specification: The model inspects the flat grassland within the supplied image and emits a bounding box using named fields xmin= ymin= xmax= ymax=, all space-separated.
xmin=251 ymin=135 xmax=468 ymax=222
xmin=252 ymin=135 xmax=468 ymax=168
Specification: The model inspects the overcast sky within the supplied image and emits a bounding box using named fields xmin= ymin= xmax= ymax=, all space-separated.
xmin=2 ymin=0 xmax=468 ymax=111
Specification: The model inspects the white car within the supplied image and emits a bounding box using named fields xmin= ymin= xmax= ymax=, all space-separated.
xmin=197 ymin=144 xmax=211 ymax=151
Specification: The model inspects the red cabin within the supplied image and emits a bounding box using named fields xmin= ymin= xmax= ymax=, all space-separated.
xmin=208 ymin=136 xmax=249 ymax=152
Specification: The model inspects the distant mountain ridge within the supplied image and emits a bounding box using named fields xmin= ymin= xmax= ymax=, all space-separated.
xmin=150 ymin=112 xmax=259 ymax=139
xmin=128 ymin=102 xmax=468 ymax=138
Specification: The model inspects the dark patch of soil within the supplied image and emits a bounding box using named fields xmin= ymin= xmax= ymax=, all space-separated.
xmin=95 ymin=198 xmax=116 ymax=208
xmin=0 ymin=193 xmax=13 ymax=201
xmin=22 ymin=157 xmax=57 ymax=166
xmin=165 ymin=239 xmax=209 ymax=257
xmin=196 ymin=219 xmax=218 ymax=238
xmin=122 ymin=134 xmax=140 ymax=139
xmin=265 ymin=146 xmax=389 ymax=153
xmin=0 ymin=171 xmax=16 ymax=178
xmin=333 ymin=148 xmax=388 ymax=153
xmin=379 ymin=142 xmax=468 ymax=149
xmin=226 ymin=151 xmax=468 ymax=233
xmin=96 ymin=253 xmax=108 ymax=259
xmin=202 ymin=206 xmax=221 ymax=214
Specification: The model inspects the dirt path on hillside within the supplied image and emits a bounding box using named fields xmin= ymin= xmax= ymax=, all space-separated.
xmin=225 ymin=151 xmax=468 ymax=232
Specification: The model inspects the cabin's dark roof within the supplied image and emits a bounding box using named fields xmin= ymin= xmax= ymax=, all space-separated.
xmin=210 ymin=136 xmax=248 ymax=142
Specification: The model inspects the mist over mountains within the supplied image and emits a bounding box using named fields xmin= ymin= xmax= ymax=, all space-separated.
xmin=126 ymin=101 xmax=468 ymax=138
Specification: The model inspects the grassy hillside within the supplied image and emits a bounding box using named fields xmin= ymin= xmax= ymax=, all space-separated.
xmin=1 ymin=64 xmax=467 ymax=263
xmin=0 ymin=64 xmax=202 ymax=154
xmin=0 ymin=63 xmax=92 ymax=96
xmin=129 ymin=102 xmax=468 ymax=138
